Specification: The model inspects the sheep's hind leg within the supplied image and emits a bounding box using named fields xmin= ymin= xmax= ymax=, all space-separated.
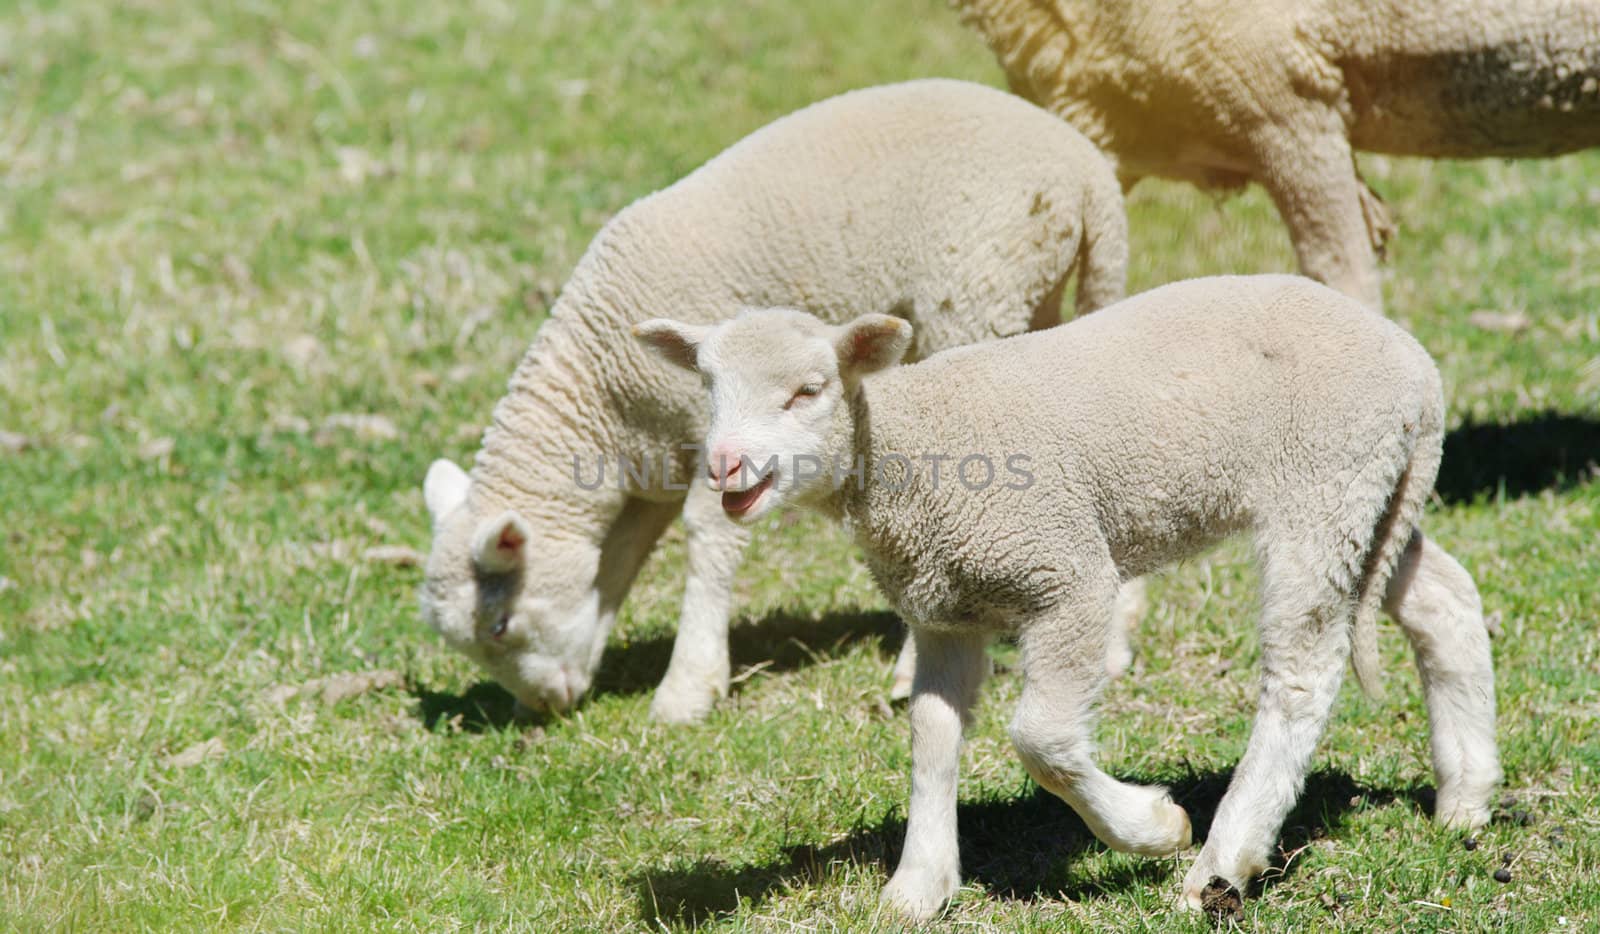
xmin=882 ymin=627 xmax=990 ymax=921
xmin=1009 ymin=579 xmax=1191 ymax=857
xmin=1385 ymin=532 xmax=1500 ymax=830
xmin=1253 ymin=117 xmax=1385 ymax=309
xmin=1182 ymin=546 xmax=1354 ymax=908
xmin=649 ymin=481 xmax=749 ymax=723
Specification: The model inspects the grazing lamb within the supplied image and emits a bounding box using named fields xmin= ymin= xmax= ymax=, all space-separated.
xmin=954 ymin=0 xmax=1600 ymax=308
xmin=635 ymin=274 xmax=1500 ymax=917
xmin=420 ymin=78 xmax=1130 ymax=723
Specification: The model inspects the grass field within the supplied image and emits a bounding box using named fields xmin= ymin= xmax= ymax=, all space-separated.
xmin=3 ymin=0 xmax=1598 ymax=929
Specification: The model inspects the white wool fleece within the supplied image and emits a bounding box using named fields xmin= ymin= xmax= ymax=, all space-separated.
xmin=957 ymin=0 xmax=1600 ymax=308
xmin=639 ymin=274 xmax=1500 ymax=919
xmin=420 ymin=78 xmax=1129 ymax=722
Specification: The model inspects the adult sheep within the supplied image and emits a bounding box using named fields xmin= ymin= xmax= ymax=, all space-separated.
xmin=419 ymin=78 xmax=1129 ymax=723
xmin=955 ymin=0 xmax=1600 ymax=308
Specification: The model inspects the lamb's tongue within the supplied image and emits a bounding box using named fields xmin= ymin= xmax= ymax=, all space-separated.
xmin=722 ymin=481 xmax=765 ymax=515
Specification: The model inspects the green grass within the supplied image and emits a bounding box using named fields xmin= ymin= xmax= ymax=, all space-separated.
xmin=2 ymin=0 xmax=1597 ymax=929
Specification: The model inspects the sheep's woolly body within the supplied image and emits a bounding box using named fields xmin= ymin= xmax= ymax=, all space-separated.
xmin=1339 ymin=3 xmax=1600 ymax=157
xmin=955 ymin=0 xmax=1600 ymax=306
xmin=672 ymin=276 xmax=1499 ymax=916
xmin=841 ymin=277 xmax=1430 ymax=685
xmin=423 ymin=79 xmax=1127 ymax=720
xmin=482 ymin=78 xmax=1122 ymax=501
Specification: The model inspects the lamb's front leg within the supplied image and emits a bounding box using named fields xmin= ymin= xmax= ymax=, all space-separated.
xmin=1010 ymin=583 xmax=1191 ymax=856
xmin=881 ymin=627 xmax=989 ymax=921
xmin=895 ymin=575 xmax=1142 ymax=700
xmin=649 ymin=481 xmax=750 ymax=723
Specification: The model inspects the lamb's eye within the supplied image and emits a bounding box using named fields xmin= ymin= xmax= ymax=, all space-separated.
xmin=786 ymin=381 xmax=824 ymax=408
xmin=490 ymin=615 xmax=510 ymax=639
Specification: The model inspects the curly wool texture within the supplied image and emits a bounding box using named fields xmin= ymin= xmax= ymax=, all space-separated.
xmin=955 ymin=0 xmax=1600 ymax=306
xmin=472 ymin=78 xmax=1125 ymax=521
xmin=822 ymin=276 xmax=1440 ymax=688
xmin=423 ymin=79 xmax=1127 ymax=717
xmin=677 ymin=275 xmax=1497 ymax=915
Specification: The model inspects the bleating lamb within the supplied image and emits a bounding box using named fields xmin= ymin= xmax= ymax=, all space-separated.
xmin=635 ymin=274 xmax=1500 ymax=917
xmin=955 ymin=0 xmax=1600 ymax=308
xmin=420 ymin=78 xmax=1129 ymax=723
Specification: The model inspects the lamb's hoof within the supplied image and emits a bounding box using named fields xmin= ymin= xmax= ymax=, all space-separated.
xmin=648 ymin=680 xmax=724 ymax=724
xmin=1183 ymin=876 xmax=1244 ymax=922
xmin=888 ymin=674 xmax=913 ymax=702
xmin=1165 ymin=800 xmax=1194 ymax=853
xmin=1436 ymin=797 xmax=1493 ymax=832
xmin=881 ymin=866 xmax=957 ymax=922
xmin=1121 ymin=797 xmax=1191 ymax=856
xmin=1182 ymin=852 xmax=1256 ymax=915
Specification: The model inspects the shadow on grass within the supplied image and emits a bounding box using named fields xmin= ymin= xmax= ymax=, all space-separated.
xmin=592 ymin=607 xmax=904 ymax=698
xmin=632 ymin=767 xmax=1430 ymax=927
xmin=408 ymin=412 xmax=1598 ymax=731
xmin=1438 ymin=411 xmax=1600 ymax=504
xmin=412 ymin=680 xmax=527 ymax=733
xmin=409 ymin=608 xmax=906 ymax=733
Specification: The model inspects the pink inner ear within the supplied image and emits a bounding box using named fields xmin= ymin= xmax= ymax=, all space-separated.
xmin=497 ymin=523 xmax=526 ymax=555
xmin=848 ymin=329 xmax=880 ymax=364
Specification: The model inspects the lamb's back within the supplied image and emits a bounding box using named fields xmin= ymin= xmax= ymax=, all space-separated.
xmin=514 ymin=79 xmax=1120 ymax=491
xmin=865 ymin=275 xmax=1436 ymax=572
xmin=597 ymin=79 xmax=1110 ymax=335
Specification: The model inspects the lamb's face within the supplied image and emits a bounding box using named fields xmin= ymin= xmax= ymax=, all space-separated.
xmin=634 ymin=308 xmax=913 ymax=524
xmin=696 ymin=311 xmax=843 ymax=521
xmin=419 ymin=459 xmax=604 ymax=714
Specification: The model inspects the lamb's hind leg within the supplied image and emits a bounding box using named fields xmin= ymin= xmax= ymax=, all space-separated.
xmin=1009 ymin=577 xmax=1191 ymax=857
xmin=649 ymin=480 xmax=749 ymax=723
xmin=889 ymin=631 xmax=918 ymax=701
xmin=1386 ymin=532 xmax=1500 ymax=830
xmin=1105 ymin=576 xmax=1148 ymax=679
xmin=1183 ymin=546 xmax=1355 ymax=907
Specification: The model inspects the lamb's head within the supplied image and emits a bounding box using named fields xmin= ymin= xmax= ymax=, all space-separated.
xmin=418 ymin=458 xmax=603 ymax=715
xmin=634 ymin=308 xmax=911 ymax=523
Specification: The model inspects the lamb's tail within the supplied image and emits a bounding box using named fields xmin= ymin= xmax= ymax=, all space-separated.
xmin=1349 ymin=392 xmax=1445 ymax=697
xmin=1072 ymin=157 xmax=1128 ymax=314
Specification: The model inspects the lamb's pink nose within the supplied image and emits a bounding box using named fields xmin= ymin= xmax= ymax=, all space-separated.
xmin=706 ymin=447 xmax=743 ymax=487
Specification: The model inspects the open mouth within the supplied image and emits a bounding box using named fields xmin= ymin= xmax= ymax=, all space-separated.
xmin=721 ymin=474 xmax=775 ymax=518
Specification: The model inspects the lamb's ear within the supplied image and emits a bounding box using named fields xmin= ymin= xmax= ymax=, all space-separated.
xmin=633 ymin=319 xmax=709 ymax=371
xmin=471 ymin=511 xmax=531 ymax=574
xmin=834 ymin=314 xmax=912 ymax=377
xmin=424 ymin=458 xmax=471 ymax=523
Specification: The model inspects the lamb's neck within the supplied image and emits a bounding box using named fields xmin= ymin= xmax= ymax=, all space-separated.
xmin=829 ymin=382 xmax=909 ymax=536
xmin=469 ymin=293 xmax=629 ymax=534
